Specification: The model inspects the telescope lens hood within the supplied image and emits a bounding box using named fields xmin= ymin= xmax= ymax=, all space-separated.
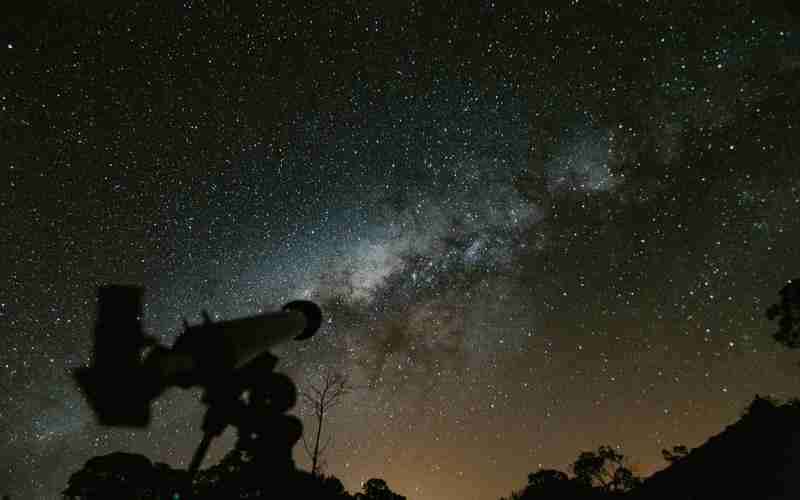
xmin=283 ymin=300 xmax=323 ymax=340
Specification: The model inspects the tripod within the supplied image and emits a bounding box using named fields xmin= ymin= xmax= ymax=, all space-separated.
xmin=186 ymin=352 xmax=303 ymax=494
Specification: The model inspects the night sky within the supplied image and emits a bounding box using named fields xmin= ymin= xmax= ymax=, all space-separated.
xmin=2 ymin=2 xmax=800 ymax=499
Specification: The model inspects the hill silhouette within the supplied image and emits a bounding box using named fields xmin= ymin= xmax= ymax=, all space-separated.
xmin=633 ymin=395 xmax=800 ymax=500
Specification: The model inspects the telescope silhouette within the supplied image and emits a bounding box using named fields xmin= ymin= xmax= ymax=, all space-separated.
xmin=74 ymin=285 xmax=322 ymax=428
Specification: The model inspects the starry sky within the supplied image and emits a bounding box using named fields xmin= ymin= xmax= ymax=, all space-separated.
xmin=2 ymin=2 xmax=800 ymax=499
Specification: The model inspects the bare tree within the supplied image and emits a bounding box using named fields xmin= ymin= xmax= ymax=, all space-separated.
xmin=301 ymin=371 xmax=351 ymax=476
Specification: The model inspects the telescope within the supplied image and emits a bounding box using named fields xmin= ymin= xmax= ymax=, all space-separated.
xmin=74 ymin=285 xmax=323 ymax=428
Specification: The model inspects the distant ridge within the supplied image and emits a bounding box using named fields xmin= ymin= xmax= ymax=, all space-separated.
xmin=634 ymin=396 xmax=800 ymax=500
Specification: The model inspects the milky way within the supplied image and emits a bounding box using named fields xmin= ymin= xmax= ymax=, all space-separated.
xmin=3 ymin=3 xmax=800 ymax=499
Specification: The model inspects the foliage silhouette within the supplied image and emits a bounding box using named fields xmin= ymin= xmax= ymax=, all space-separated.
xmin=502 ymin=446 xmax=642 ymax=500
xmin=64 ymin=449 xmax=356 ymax=499
xmin=766 ymin=278 xmax=800 ymax=348
xmin=62 ymin=452 xmax=186 ymax=499
xmin=660 ymin=445 xmax=688 ymax=464
xmin=501 ymin=468 xmax=592 ymax=500
xmin=528 ymin=468 xmax=569 ymax=488
xmin=572 ymin=445 xmax=641 ymax=493
xmin=354 ymin=478 xmax=407 ymax=500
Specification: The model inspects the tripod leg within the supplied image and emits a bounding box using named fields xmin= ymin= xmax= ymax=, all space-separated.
xmin=189 ymin=432 xmax=214 ymax=475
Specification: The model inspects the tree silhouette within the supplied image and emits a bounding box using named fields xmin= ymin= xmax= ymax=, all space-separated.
xmin=62 ymin=452 xmax=185 ymax=499
xmin=661 ymin=445 xmax=689 ymax=464
xmin=518 ymin=468 xmax=588 ymax=499
xmin=354 ymin=478 xmax=406 ymax=500
xmin=193 ymin=450 xmax=354 ymax=499
xmin=766 ymin=278 xmax=800 ymax=348
xmin=571 ymin=445 xmax=641 ymax=493
xmin=301 ymin=370 xmax=352 ymax=476
xmin=315 ymin=474 xmax=350 ymax=498
xmin=744 ymin=394 xmax=781 ymax=416
xmin=503 ymin=466 xmax=622 ymax=500
xmin=527 ymin=468 xmax=569 ymax=488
